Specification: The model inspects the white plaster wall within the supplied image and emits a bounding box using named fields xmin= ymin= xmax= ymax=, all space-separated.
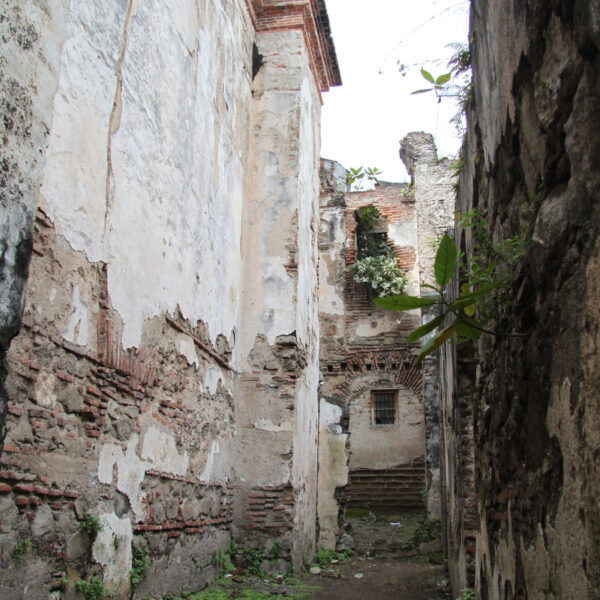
xmin=317 ymin=400 xmax=348 ymax=550
xmin=39 ymin=0 xmax=254 ymax=349
xmin=92 ymin=513 xmax=133 ymax=597
xmin=292 ymin=73 xmax=322 ymax=556
xmin=318 ymin=206 xmax=346 ymax=318
xmin=238 ymin=30 xmax=314 ymax=364
xmin=349 ymin=384 xmax=425 ymax=470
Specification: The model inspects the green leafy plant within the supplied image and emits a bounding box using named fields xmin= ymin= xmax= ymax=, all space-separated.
xmin=229 ymin=539 xmax=238 ymax=562
xmin=80 ymin=509 xmax=102 ymax=542
xmin=409 ymin=43 xmax=472 ymax=133
xmin=12 ymin=538 xmax=35 ymax=560
xmin=212 ymin=549 xmax=234 ymax=576
xmin=130 ymin=543 xmax=151 ymax=588
xmin=457 ymin=209 xmax=529 ymax=322
xmin=350 ymin=205 xmax=408 ymax=296
xmin=411 ymin=67 xmax=452 ymax=102
xmin=311 ymin=549 xmax=354 ymax=568
xmin=375 ymin=214 xmax=530 ymax=362
xmin=400 ymin=514 xmax=442 ymax=551
xmin=75 ymin=576 xmax=108 ymax=600
xmin=242 ymin=546 xmax=265 ymax=576
xmin=457 ymin=588 xmax=476 ymax=600
xmin=355 ymin=205 xmax=388 ymax=260
xmin=375 ymin=233 xmax=503 ymax=363
xmin=268 ymin=540 xmax=282 ymax=560
xmin=345 ymin=166 xmax=382 ymax=191
xmin=59 ymin=577 xmax=71 ymax=591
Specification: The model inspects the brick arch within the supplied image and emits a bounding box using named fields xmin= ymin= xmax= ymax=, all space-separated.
xmin=322 ymin=347 xmax=422 ymax=408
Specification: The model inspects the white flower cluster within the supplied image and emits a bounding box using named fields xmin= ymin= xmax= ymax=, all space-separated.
xmin=352 ymin=254 xmax=408 ymax=297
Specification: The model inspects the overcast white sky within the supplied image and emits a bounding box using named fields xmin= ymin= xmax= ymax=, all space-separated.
xmin=321 ymin=0 xmax=470 ymax=182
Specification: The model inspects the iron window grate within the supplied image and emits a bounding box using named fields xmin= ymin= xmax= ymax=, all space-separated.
xmin=373 ymin=391 xmax=396 ymax=425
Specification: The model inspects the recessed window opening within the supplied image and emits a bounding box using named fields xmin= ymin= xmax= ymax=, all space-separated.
xmin=372 ymin=390 xmax=397 ymax=425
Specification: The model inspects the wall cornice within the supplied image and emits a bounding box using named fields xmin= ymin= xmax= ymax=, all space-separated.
xmin=245 ymin=0 xmax=342 ymax=92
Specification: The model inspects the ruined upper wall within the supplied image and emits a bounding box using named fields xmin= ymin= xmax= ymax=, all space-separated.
xmin=245 ymin=0 xmax=341 ymax=92
xmin=447 ymin=1 xmax=600 ymax=597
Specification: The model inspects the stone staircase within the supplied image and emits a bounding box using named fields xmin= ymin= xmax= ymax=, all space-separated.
xmin=347 ymin=460 xmax=426 ymax=512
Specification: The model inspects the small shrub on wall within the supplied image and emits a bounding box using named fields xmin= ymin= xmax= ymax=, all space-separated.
xmin=352 ymin=255 xmax=408 ymax=297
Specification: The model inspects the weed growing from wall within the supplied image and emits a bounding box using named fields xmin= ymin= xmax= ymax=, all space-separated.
xmin=130 ymin=543 xmax=151 ymax=588
xmin=229 ymin=539 xmax=238 ymax=562
xmin=268 ymin=540 xmax=282 ymax=560
xmin=75 ymin=576 xmax=109 ymax=600
xmin=12 ymin=538 xmax=35 ymax=560
xmin=80 ymin=509 xmax=103 ymax=542
xmin=457 ymin=209 xmax=530 ymax=323
xmin=242 ymin=547 xmax=265 ymax=576
xmin=409 ymin=42 xmax=472 ymax=135
xmin=212 ymin=549 xmax=234 ymax=576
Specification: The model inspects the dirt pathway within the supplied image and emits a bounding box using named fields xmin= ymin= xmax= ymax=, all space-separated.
xmin=303 ymin=555 xmax=446 ymax=600
xmin=302 ymin=511 xmax=449 ymax=600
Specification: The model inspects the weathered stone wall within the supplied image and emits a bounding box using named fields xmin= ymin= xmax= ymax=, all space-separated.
xmin=0 ymin=0 xmax=70 ymax=459
xmin=0 ymin=0 xmax=340 ymax=597
xmin=2 ymin=1 xmax=254 ymax=597
xmin=400 ymin=132 xmax=456 ymax=521
xmin=444 ymin=1 xmax=600 ymax=598
xmin=233 ymin=26 xmax=323 ymax=569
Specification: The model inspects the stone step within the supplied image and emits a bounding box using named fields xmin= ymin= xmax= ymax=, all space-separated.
xmin=346 ymin=464 xmax=426 ymax=511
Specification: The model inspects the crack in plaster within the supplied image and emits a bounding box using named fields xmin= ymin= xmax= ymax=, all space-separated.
xmin=103 ymin=0 xmax=138 ymax=246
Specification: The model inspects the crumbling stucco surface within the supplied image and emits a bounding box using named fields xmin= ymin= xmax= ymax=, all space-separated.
xmin=0 ymin=0 xmax=344 ymax=596
xmin=317 ymin=156 xmax=451 ymax=526
xmin=317 ymin=400 xmax=348 ymax=550
xmin=40 ymin=0 xmax=253 ymax=349
xmin=442 ymin=1 xmax=600 ymax=598
xmin=0 ymin=0 xmax=70 ymax=455
xmin=234 ymin=27 xmax=322 ymax=568
xmin=400 ymin=133 xmax=455 ymax=521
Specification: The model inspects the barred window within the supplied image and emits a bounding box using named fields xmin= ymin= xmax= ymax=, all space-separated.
xmin=372 ymin=390 xmax=397 ymax=425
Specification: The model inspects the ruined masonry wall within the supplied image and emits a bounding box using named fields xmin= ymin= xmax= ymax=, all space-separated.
xmin=1 ymin=1 xmax=255 ymax=598
xmin=234 ymin=29 xmax=322 ymax=568
xmin=0 ymin=0 xmax=70 ymax=460
xmin=400 ymin=132 xmax=456 ymax=521
xmin=444 ymin=1 xmax=600 ymax=598
xmin=317 ymin=160 xmax=432 ymax=544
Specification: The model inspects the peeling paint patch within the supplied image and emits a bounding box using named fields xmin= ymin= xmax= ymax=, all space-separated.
xmin=253 ymin=418 xmax=293 ymax=432
xmin=92 ymin=512 xmax=133 ymax=597
xmin=98 ymin=437 xmax=147 ymax=517
xmin=177 ymin=334 xmax=199 ymax=367
xmin=62 ymin=283 xmax=89 ymax=346
xmin=140 ymin=424 xmax=189 ymax=476
xmin=204 ymin=367 xmax=223 ymax=395
xmin=33 ymin=370 xmax=57 ymax=409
